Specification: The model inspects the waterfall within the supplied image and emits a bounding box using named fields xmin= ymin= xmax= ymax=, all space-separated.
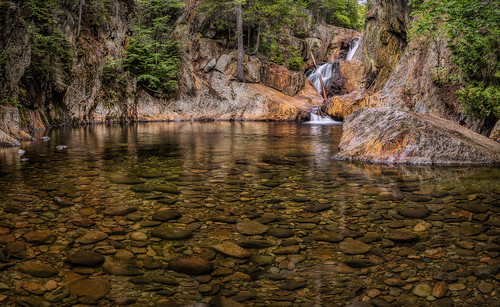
xmin=306 ymin=62 xmax=338 ymax=95
xmin=346 ymin=37 xmax=361 ymax=61
xmin=306 ymin=107 xmax=342 ymax=125
xmin=304 ymin=36 xmax=361 ymax=125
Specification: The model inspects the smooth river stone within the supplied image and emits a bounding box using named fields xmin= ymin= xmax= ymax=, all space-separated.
xmin=152 ymin=209 xmax=181 ymax=221
xmin=68 ymin=278 xmax=110 ymax=299
xmin=236 ymin=221 xmax=269 ymax=235
xmin=304 ymin=203 xmax=332 ymax=213
xmin=314 ymin=232 xmax=345 ymax=243
xmin=168 ymin=257 xmax=213 ymax=275
xmin=267 ymin=228 xmax=294 ymax=238
xmin=413 ymin=283 xmax=432 ymax=297
xmin=78 ymin=231 xmax=108 ymax=244
xmin=339 ymin=239 xmax=372 ymax=255
xmin=130 ymin=185 xmax=153 ymax=193
xmin=104 ymin=206 xmax=137 ymax=216
xmin=237 ymin=240 xmax=276 ymax=249
xmin=103 ymin=262 xmax=144 ymax=276
xmin=23 ymin=231 xmax=57 ymax=245
xmin=343 ymin=256 xmax=381 ymax=268
xmin=153 ymin=186 xmax=181 ymax=195
xmin=19 ymin=261 xmax=58 ymax=277
xmin=433 ymin=281 xmax=448 ymax=298
xmin=65 ymin=251 xmax=105 ymax=266
xmin=398 ymin=207 xmax=429 ymax=219
xmin=150 ymin=227 xmax=192 ymax=240
xmin=139 ymin=170 xmax=165 ymax=178
xmin=386 ymin=231 xmax=419 ymax=243
xmin=213 ymin=242 xmax=251 ymax=258
xmin=109 ymin=175 xmax=145 ymax=185
xmin=72 ymin=217 xmax=95 ymax=228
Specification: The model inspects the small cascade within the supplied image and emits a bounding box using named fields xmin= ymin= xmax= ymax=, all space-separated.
xmin=306 ymin=62 xmax=338 ymax=95
xmin=346 ymin=37 xmax=361 ymax=61
xmin=306 ymin=107 xmax=342 ymax=125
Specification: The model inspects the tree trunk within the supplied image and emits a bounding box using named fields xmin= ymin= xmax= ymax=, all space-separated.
xmin=253 ymin=23 xmax=260 ymax=54
xmin=236 ymin=1 xmax=245 ymax=82
xmin=76 ymin=0 xmax=84 ymax=38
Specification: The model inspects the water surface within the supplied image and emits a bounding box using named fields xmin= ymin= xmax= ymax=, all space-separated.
xmin=0 ymin=122 xmax=498 ymax=306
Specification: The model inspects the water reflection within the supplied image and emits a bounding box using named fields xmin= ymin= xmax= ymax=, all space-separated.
xmin=0 ymin=122 xmax=498 ymax=306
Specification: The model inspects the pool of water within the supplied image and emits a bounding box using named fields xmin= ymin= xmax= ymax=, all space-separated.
xmin=0 ymin=122 xmax=499 ymax=306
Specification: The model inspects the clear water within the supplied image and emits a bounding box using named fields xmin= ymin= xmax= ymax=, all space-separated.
xmin=0 ymin=122 xmax=498 ymax=306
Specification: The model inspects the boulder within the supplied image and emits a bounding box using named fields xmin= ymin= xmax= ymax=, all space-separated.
xmin=335 ymin=107 xmax=500 ymax=164
xmin=324 ymin=89 xmax=379 ymax=119
xmin=338 ymin=60 xmax=367 ymax=93
xmin=260 ymin=62 xmax=305 ymax=96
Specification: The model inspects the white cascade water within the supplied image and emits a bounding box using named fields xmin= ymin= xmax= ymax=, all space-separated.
xmin=307 ymin=63 xmax=337 ymax=95
xmin=346 ymin=37 xmax=361 ymax=60
xmin=306 ymin=107 xmax=342 ymax=125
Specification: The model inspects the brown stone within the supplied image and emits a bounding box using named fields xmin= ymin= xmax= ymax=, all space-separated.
xmin=168 ymin=257 xmax=213 ymax=275
xmin=260 ymin=62 xmax=305 ymax=96
xmin=68 ymin=278 xmax=110 ymax=299
xmin=324 ymin=89 xmax=379 ymax=119
xmin=213 ymin=242 xmax=251 ymax=259
xmin=335 ymin=107 xmax=500 ymax=164
xmin=433 ymin=281 xmax=448 ymax=298
xmin=19 ymin=261 xmax=58 ymax=277
xmin=23 ymin=231 xmax=57 ymax=245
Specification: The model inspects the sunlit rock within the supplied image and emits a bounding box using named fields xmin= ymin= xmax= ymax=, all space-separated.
xmin=335 ymin=107 xmax=500 ymax=164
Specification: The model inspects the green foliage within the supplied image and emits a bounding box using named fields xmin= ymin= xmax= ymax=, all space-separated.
xmin=265 ymin=40 xmax=283 ymax=65
xmin=20 ymin=0 xmax=73 ymax=96
xmin=88 ymin=0 xmax=112 ymax=27
xmin=286 ymin=48 xmax=304 ymax=71
xmin=0 ymin=95 xmax=20 ymax=107
xmin=331 ymin=12 xmax=351 ymax=28
xmin=410 ymin=0 xmax=500 ymax=119
xmin=457 ymin=82 xmax=500 ymax=118
xmin=307 ymin=0 xmax=365 ymax=30
xmin=124 ymin=0 xmax=183 ymax=96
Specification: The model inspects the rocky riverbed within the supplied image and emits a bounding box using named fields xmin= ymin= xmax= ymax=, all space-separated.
xmin=0 ymin=123 xmax=499 ymax=306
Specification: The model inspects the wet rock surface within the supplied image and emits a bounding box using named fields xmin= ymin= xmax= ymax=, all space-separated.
xmin=0 ymin=122 xmax=499 ymax=306
xmin=336 ymin=107 xmax=500 ymax=164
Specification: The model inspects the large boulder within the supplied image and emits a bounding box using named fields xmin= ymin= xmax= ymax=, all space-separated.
xmin=338 ymin=60 xmax=367 ymax=93
xmin=334 ymin=107 xmax=500 ymax=164
xmin=260 ymin=62 xmax=305 ymax=96
xmin=324 ymin=89 xmax=379 ymax=119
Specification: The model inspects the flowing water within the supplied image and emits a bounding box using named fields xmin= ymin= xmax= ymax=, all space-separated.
xmin=346 ymin=37 xmax=361 ymax=61
xmin=307 ymin=107 xmax=341 ymax=125
xmin=0 ymin=122 xmax=499 ymax=306
xmin=306 ymin=63 xmax=338 ymax=95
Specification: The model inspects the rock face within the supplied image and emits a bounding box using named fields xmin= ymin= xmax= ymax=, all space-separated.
xmin=355 ymin=0 xmax=410 ymax=91
xmin=338 ymin=60 xmax=367 ymax=94
xmin=335 ymin=107 xmax=500 ymax=164
xmin=260 ymin=62 xmax=305 ymax=96
xmin=0 ymin=2 xmax=361 ymax=144
xmin=324 ymin=89 xmax=379 ymax=119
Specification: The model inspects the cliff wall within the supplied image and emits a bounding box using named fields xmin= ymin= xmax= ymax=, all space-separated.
xmin=0 ymin=0 xmax=359 ymax=146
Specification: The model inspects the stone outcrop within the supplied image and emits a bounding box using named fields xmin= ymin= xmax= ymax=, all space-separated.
xmin=355 ymin=0 xmax=410 ymax=91
xmin=323 ymin=89 xmax=379 ymax=119
xmin=335 ymin=107 xmax=500 ymax=165
xmin=338 ymin=60 xmax=367 ymax=94
xmin=260 ymin=62 xmax=305 ymax=96
xmin=0 ymin=1 xmax=360 ymax=145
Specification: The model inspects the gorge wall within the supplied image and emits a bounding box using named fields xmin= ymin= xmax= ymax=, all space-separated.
xmin=348 ymin=0 xmax=499 ymax=139
xmin=0 ymin=0 xmax=360 ymax=146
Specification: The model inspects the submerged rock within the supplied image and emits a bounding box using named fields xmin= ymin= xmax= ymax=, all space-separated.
xmin=335 ymin=107 xmax=500 ymax=164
